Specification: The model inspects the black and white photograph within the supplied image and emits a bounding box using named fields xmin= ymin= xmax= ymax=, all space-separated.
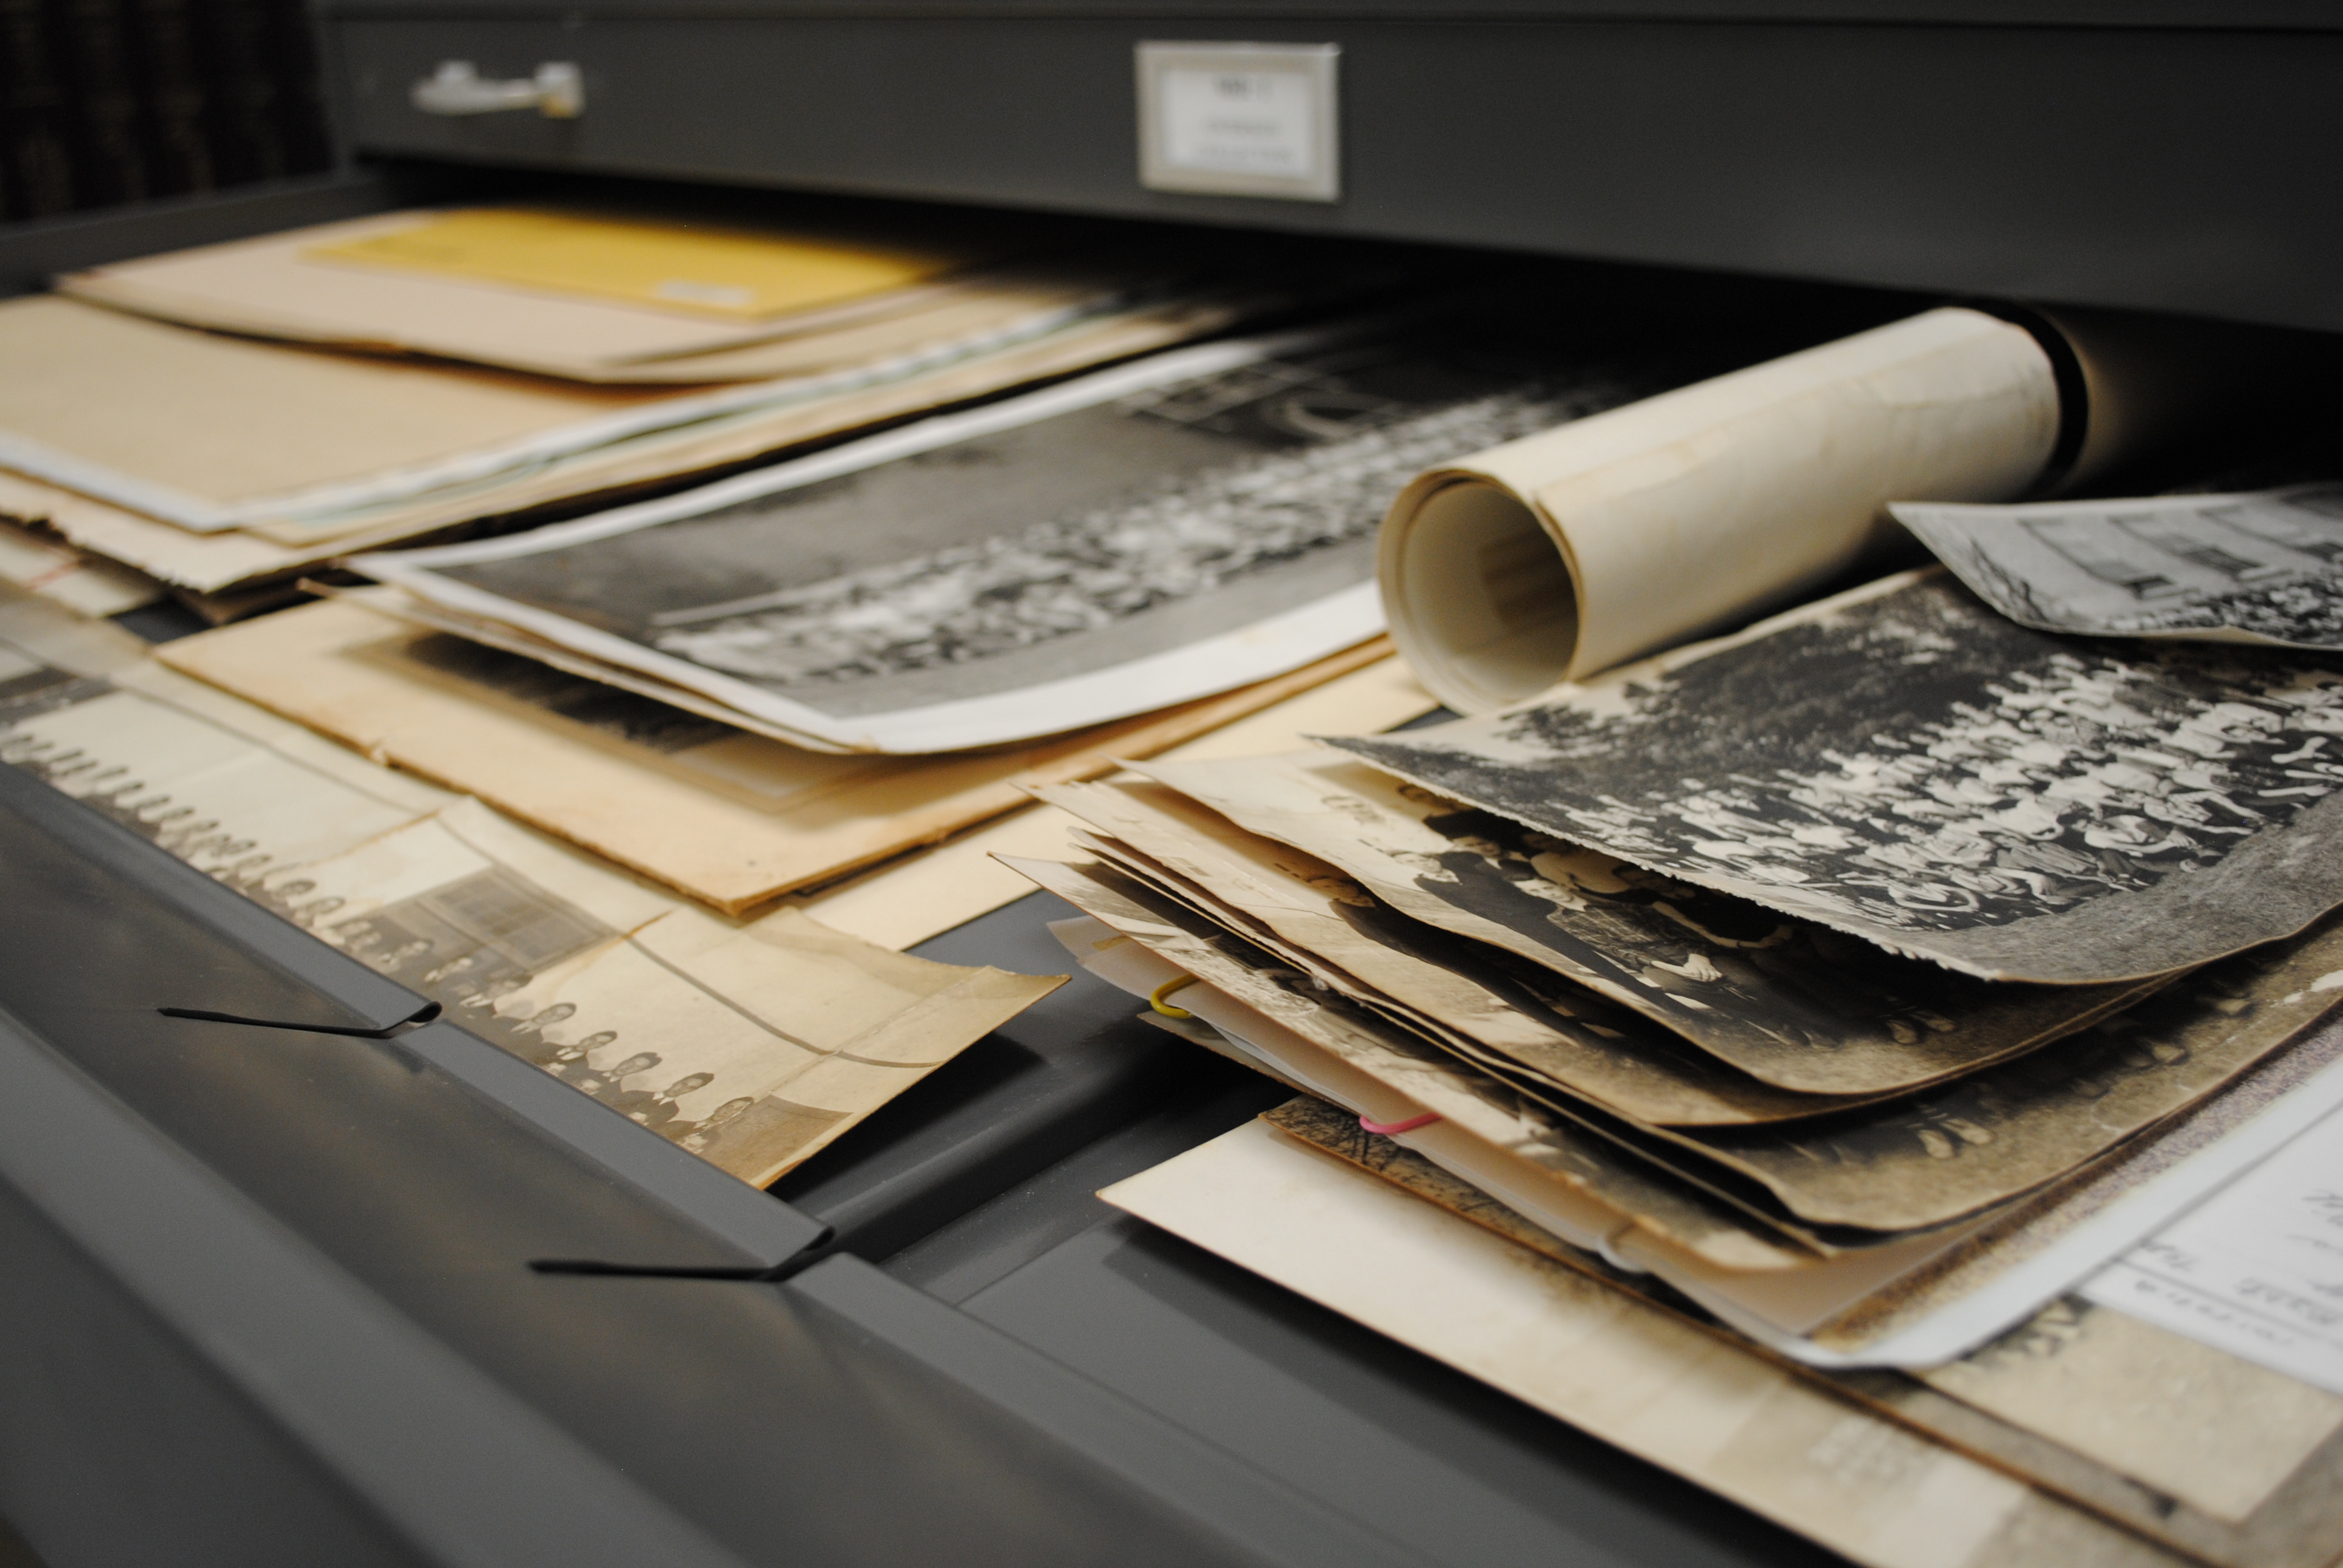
xmin=1337 ymin=571 xmax=2343 ymax=982
xmin=360 ymin=321 xmax=1639 ymax=751
xmin=1896 ymin=483 xmax=2343 ymax=648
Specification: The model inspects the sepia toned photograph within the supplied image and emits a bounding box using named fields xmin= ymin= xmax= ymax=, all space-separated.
xmin=1674 ymin=910 xmax=2343 ymax=1231
xmin=1139 ymin=751 xmax=2153 ymax=1096
xmin=1013 ymin=851 xmax=1829 ymax=1267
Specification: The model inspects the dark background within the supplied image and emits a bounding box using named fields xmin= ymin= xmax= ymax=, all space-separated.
xmin=0 ymin=0 xmax=332 ymax=221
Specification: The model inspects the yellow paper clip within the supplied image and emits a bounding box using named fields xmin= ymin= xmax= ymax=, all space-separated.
xmin=1149 ymin=976 xmax=1200 ymax=1019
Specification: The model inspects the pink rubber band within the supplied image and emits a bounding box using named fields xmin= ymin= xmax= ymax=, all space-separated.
xmin=1359 ymin=1111 xmax=1442 ymax=1135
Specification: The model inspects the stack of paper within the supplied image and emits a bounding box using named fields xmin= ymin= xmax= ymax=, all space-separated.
xmin=134 ymin=298 xmax=1731 ymax=916
xmin=0 ymin=513 xmax=160 ymax=618
xmin=0 ymin=583 xmax=1064 ymax=1183
xmin=151 ymin=587 xmax=1418 ymax=915
xmin=1017 ymin=569 xmax=2343 ymax=1345
xmin=140 ymin=299 xmax=1720 ymax=921
xmin=58 ymin=204 xmax=1141 ymax=384
xmin=1107 ymin=1103 xmax=2343 ymax=1568
xmin=1015 ymin=567 xmax=2343 ymax=1564
xmin=0 ymin=204 xmax=1291 ymax=595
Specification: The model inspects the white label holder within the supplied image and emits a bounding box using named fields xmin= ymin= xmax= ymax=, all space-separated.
xmin=1136 ymin=42 xmax=1341 ymax=203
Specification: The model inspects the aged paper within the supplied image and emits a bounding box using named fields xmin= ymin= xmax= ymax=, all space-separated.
xmin=1061 ymin=910 xmax=2223 ymax=1351
xmin=231 ymin=292 xmax=1268 ymax=548
xmin=0 ymin=577 xmax=152 ymax=678
xmin=1803 ymin=1014 xmax=2343 ymax=1361
xmin=1081 ymin=817 xmax=2338 ymax=1233
xmin=1050 ymin=852 xmax=2343 ymax=1372
xmin=1102 ymin=1119 xmax=2185 ymax=1568
xmin=571 ymin=280 xmax=1134 ymax=384
xmin=0 ymin=515 xmax=159 ymax=617
xmin=1269 ymin=1095 xmax=2343 ymax=1568
xmin=0 ymin=600 xmax=1058 ymax=1182
xmin=1896 ymin=484 xmax=2343 ymax=650
xmin=1009 ymin=852 xmax=1824 ymax=1270
xmin=1137 ymin=750 xmax=2147 ymax=1096
xmin=1673 ymin=916 xmax=2343 ymax=1231
xmin=153 ymin=591 xmax=1395 ymax=912
xmin=0 ymin=292 xmax=1260 ymax=588
xmin=1869 ymin=1362 xmax=2343 ymax=1568
xmin=0 ymin=662 xmax=441 ymax=877
xmin=1922 ymin=1298 xmax=2343 ymax=1523
xmin=0 ymin=295 xmax=659 ymax=524
xmin=795 ymin=653 xmax=1440 ymax=950
xmin=1037 ymin=776 xmax=1847 ymax=1126
xmin=267 ymin=800 xmax=1057 ymax=1183
xmin=1040 ymin=825 xmax=2343 ymax=1256
xmin=66 ymin=210 xmax=957 ymax=365
xmin=63 ymin=209 xmax=1144 ymax=384
xmin=1341 ymin=570 xmax=2343 ymax=983
xmin=0 ymin=469 xmax=310 ymax=596
xmin=0 ymin=289 xmax=1191 ymax=532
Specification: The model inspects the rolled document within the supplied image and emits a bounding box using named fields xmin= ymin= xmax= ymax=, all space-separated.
xmin=1379 ymin=307 xmax=2065 ymax=711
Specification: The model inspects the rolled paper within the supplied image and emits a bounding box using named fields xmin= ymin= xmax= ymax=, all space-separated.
xmin=1377 ymin=307 xmax=2064 ymax=713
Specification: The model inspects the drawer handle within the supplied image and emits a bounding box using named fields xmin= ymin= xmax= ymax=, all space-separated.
xmin=410 ymin=59 xmax=584 ymax=119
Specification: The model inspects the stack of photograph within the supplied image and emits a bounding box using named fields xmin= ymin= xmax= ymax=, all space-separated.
xmin=1009 ymin=566 xmax=2343 ymax=1568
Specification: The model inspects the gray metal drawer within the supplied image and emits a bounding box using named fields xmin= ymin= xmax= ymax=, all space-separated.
xmin=323 ymin=12 xmax=2343 ymax=332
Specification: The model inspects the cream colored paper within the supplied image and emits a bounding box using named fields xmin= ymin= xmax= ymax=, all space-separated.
xmin=587 ymin=283 xmax=1123 ymax=383
xmin=0 ymin=577 xmax=153 ymax=678
xmin=0 ymin=295 xmax=658 ymax=519
xmin=0 ymin=293 xmax=1256 ymax=590
xmin=222 ymin=292 xmax=1254 ymax=549
xmin=1378 ymin=307 xmax=2061 ymax=710
xmin=0 ymin=662 xmax=450 ymax=880
xmin=795 ymin=655 xmax=1439 ymax=949
xmin=1103 ymin=1121 xmax=2182 ymax=1568
xmin=154 ymin=594 xmax=1395 ymax=913
xmin=0 ymin=469 xmax=307 ymax=593
xmin=0 ymin=514 xmax=159 ymax=617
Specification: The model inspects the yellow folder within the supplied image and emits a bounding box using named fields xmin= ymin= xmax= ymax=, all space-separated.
xmin=305 ymin=207 xmax=987 ymax=321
